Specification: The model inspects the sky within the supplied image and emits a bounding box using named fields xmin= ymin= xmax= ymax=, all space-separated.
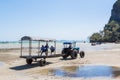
xmin=0 ymin=0 xmax=116 ymax=41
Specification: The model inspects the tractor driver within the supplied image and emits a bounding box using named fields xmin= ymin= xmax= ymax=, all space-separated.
xmin=68 ymin=44 xmax=72 ymax=49
xmin=68 ymin=44 xmax=72 ymax=53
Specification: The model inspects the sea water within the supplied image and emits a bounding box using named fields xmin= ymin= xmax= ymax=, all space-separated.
xmin=0 ymin=41 xmax=20 ymax=49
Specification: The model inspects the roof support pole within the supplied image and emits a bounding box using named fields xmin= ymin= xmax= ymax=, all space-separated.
xmin=21 ymin=40 xmax=23 ymax=57
xmin=29 ymin=40 xmax=32 ymax=56
xmin=54 ymin=41 xmax=56 ymax=54
xmin=38 ymin=41 xmax=40 ymax=56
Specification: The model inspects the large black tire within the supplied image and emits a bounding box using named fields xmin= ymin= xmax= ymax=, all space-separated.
xmin=39 ymin=59 xmax=46 ymax=66
xmin=26 ymin=58 xmax=33 ymax=65
xmin=62 ymin=50 xmax=69 ymax=59
xmin=80 ymin=51 xmax=85 ymax=58
xmin=70 ymin=50 xmax=77 ymax=59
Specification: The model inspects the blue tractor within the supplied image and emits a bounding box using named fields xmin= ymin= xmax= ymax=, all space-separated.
xmin=62 ymin=42 xmax=85 ymax=59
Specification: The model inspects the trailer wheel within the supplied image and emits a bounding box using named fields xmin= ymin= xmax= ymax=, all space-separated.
xmin=39 ymin=59 xmax=46 ymax=66
xmin=70 ymin=50 xmax=77 ymax=59
xmin=26 ymin=58 xmax=33 ymax=64
xmin=80 ymin=51 xmax=85 ymax=58
xmin=62 ymin=50 xmax=69 ymax=59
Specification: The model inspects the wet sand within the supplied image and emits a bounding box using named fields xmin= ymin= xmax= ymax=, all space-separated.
xmin=0 ymin=43 xmax=120 ymax=80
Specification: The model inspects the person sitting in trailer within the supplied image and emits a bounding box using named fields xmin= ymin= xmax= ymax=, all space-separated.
xmin=40 ymin=45 xmax=46 ymax=56
xmin=44 ymin=43 xmax=49 ymax=56
xmin=50 ymin=46 xmax=55 ymax=55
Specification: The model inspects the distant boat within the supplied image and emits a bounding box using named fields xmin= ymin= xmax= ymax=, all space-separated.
xmin=91 ymin=42 xmax=101 ymax=46
xmin=115 ymin=40 xmax=120 ymax=44
xmin=91 ymin=43 xmax=96 ymax=46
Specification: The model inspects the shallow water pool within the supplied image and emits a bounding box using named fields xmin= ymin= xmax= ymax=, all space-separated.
xmin=40 ymin=65 xmax=120 ymax=78
xmin=54 ymin=65 xmax=113 ymax=78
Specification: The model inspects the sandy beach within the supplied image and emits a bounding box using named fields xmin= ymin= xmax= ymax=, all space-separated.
xmin=0 ymin=43 xmax=120 ymax=80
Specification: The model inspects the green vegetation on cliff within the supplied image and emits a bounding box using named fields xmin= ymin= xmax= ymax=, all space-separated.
xmin=90 ymin=32 xmax=103 ymax=42
xmin=90 ymin=0 xmax=120 ymax=42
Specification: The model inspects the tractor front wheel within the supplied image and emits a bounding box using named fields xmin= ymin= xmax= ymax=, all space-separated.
xmin=80 ymin=51 xmax=85 ymax=58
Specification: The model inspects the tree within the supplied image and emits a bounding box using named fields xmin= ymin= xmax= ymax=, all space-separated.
xmin=90 ymin=33 xmax=102 ymax=42
xmin=104 ymin=20 xmax=120 ymax=42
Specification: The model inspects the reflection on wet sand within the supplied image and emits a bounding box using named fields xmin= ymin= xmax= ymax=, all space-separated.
xmin=112 ymin=66 xmax=120 ymax=78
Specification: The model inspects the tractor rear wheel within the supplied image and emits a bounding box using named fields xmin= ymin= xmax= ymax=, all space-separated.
xmin=70 ymin=50 xmax=77 ymax=59
xmin=80 ymin=51 xmax=85 ymax=58
xmin=26 ymin=57 xmax=33 ymax=65
xmin=62 ymin=50 xmax=69 ymax=59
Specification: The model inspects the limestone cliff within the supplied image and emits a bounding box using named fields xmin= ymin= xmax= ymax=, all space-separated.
xmin=109 ymin=0 xmax=120 ymax=23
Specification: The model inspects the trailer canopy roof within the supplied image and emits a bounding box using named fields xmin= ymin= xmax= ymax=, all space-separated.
xmin=21 ymin=36 xmax=56 ymax=42
xmin=63 ymin=41 xmax=76 ymax=44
